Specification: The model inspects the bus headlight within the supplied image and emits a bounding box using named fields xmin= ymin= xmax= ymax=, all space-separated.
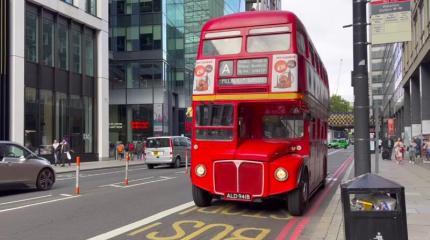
xmin=195 ymin=164 xmax=206 ymax=177
xmin=274 ymin=167 xmax=288 ymax=182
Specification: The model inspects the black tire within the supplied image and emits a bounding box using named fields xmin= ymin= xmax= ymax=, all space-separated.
xmin=288 ymin=172 xmax=309 ymax=216
xmin=192 ymin=185 xmax=212 ymax=207
xmin=36 ymin=168 xmax=55 ymax=191
xmin=173 ymin=157 xmax=181 ymax=168
xmin=147 ymin=164 xmax=154 ymax=169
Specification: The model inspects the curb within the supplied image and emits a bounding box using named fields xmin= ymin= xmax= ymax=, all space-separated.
xmin=54 ymin=162 xmax=147 ymax=174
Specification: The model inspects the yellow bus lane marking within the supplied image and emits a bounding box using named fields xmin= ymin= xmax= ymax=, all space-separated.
xmin=128 ymin=222 xmax=162 ymax=236
xmin=129 ymin=220 xmax=271 ymax=240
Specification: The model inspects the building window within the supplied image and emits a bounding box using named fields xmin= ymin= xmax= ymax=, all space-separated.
xmin=112 ymin=27 xmax=126 ymax=51
xmin=83 ymin=96 xmax=93 ymax=152
xmin=127 ymin=26 xmax=139 ymax=51
xmin=25 ymin=11 xmax=38 ymax=63
xmin=85 ymin=32 xmax=95 ymax=76
xmin=55 ymin=92 xmax=68 ymax=142
xmin=86 ymin=0 xmax=97 ymax=16
xmin=71 ymin=28 xmax=82 ymax=73
xmin=61 ymin=0 xmax=74 ymax=5
xmin=110 ymin=64 xmax=126 ymax=89
xmin=42 ymin=18 xmax=54 ymax=67
xmin=127 ymin=62 xmax=140 ymax=88
xmin=57 ymin=22 xmax=69 ymax=70
xmin=140 ymin=0 xmax=152 ymax=13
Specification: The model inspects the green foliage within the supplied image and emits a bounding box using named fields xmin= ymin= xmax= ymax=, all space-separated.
xmin=330 ymin=95 xmax=352 ymax=113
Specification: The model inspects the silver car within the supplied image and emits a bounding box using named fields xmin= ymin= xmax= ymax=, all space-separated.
xmin=145 ymin=136 xmax=191 ymax=169
xmin=0 ymin=141 xmax=56 ymax=190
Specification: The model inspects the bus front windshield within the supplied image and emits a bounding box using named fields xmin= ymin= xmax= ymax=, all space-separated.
xmin=263 ymin=115 xmax=304 ymax=139
xmin=195 ymin=104 xmax=234 ymax=140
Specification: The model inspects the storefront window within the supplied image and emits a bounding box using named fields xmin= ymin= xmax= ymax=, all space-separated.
xmin=24 ymin=88 xmax=38 ymax=152
xmin=130 ymin=104 xmax=153 ymax=141
xmin=55 ymin=92 xmax=68 ymax=142
xmin=109 ymin=105 xmax=127 ymax=144
xmin=57 ymin=22 xmax=69 ymax=70
xmin=85 ymin=32 xmax=95 ymax=77
xmin=42 ymin=18 xmax=54 ymax=66
xmin=39 ymin=90 xmax=53 ymax=154
xmin=70 ymin=95 xmax=83 ymax=152
xmin=25 ymin=10 xmax=38 ymax=63
xmin=71 ymin=28 xmax=82 ymax=73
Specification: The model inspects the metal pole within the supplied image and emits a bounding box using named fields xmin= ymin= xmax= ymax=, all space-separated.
xmin=185 ymin=150 xmax=188 ymax=174
xmin=352 ymin=0 xmax=371 ymax=176
xmin=375 ymin=107 xmax=380 ymax=173
xmin=124 ymin=153 xmax=129 ymax=185
xmin=75 ymin=156 xmax=80 ymax=195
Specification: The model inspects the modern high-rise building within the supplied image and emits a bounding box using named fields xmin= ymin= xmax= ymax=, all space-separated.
xmin=109 ymin=0 xmax=186 ymax=145
xmin=0 ymin=0 xmax=9 ymax=141
xmin=108 ymin=0 xmax=246 ymax=146
xmin=6 ymin=0 xmax=109 ymax=161
xmin=245 ymin=0 xmax=281 ymax=11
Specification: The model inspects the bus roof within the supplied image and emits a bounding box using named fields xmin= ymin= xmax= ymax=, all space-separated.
xmin=203 ymin=11 xmax=299 ymax=32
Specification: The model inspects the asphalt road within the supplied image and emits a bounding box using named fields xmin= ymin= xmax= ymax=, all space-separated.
xmin=0 ymin=147 xmax=354 ymax=240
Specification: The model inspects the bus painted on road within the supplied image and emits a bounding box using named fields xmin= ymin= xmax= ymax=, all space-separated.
xmin=190 ymin=11 xmax=329 ymax=216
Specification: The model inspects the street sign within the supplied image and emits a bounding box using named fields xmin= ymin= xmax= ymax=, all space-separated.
xmin=370 ymin=0 xmax=411 ymax=45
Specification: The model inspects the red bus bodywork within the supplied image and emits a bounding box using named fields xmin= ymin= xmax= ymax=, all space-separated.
xmin=190 ymin=11 xmax=329 ymax=215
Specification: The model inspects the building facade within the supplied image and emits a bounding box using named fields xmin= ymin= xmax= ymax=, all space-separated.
xmin=9 ymin=0 xmax=109 ymax=161
xmin=381 ymin=0 xmax=430 ymax=145
xmin=245 ymin=0 xmax=281 ymax=11
xmin=108 ymin=0 xmax=246 ymax=146
xmin=0 ymin=0 xmax=9 ymax=141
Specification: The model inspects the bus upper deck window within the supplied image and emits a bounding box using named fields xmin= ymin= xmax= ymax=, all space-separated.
xmin=203 ymin=37 xmax=242 ymax=56
xmin=247 ymin=33 xmax=290 ymax=53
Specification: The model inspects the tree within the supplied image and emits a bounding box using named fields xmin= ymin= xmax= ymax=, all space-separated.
xmin=330 ymin=95 xmax=352 ymax=113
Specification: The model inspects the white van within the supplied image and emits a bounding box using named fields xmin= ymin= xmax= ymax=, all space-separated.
xmin=145 ymin=136 xmax=191 ymax=169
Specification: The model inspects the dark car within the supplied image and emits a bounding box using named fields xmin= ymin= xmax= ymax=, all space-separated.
xmin=0 ymin=141 xmax=56 ymax=190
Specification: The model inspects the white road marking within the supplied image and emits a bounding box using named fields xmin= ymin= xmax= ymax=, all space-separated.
xmin=60 ymin=194 xmax=73 ymax=197
xmin=0 ymin=195 xmax=52 ymax=206
xmin=98 ymin=177 xmax=155 ymax=187
xmin=328 ymin=149 xmax=343 ymax=156
xmin=0 ymin=195 xmax=79 ymax=213
xmin=87 ymin=201 xmax=195 ymax=240
xmin=121 ymin=177 xmax=177 ymax=188
xmin=57 ymin=167 xmax=148 ymax=181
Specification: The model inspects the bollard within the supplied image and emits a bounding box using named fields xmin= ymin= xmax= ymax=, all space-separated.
xmin=124 ymin=153 xmax=129 ymax=185
xmin=75 ymin=156 xmax=80 ymax=195
xmin=185 ymin=150 xmax=189 ymax=174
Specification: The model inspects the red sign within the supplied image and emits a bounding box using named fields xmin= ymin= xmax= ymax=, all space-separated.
xmin=131 ymin=121 xmax=150 ymax=130
xmin=370 ymin=0 xmax=409 ymax=5
xmin=388 ymin=118 xmax=395 ymax=136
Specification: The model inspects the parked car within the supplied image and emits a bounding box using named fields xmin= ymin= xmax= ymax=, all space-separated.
xmin=328 ymin=139 xmax=349 ymax=149
xmin=0 ymin=141 xmax=56 ymax=190
xmin=328 ymin=139 xmax=339 ymax=149
xmin=145 ymin=136 xmax=191 ymax=169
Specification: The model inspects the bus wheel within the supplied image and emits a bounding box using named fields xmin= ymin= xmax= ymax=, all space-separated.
xmin=288 ymin=173 xmax=309 ymax=216
xmin=192 ymin=185 xmax=212 ymax=207
xmin=172 ymin=157 xmax=181 ymax=168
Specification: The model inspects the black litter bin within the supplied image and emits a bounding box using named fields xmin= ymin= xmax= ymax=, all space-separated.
xmin=341 ymin=173 xmax=408 ymax=240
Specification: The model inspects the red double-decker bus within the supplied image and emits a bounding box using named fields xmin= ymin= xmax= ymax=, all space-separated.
xmin=190 ymin=11 xmax=329 ymax=216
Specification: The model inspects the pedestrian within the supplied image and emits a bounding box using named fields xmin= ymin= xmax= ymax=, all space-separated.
xmin=423 ymin=139 xmax=430 ymax=161
xmin=414 ymin=137 xmax=422 ymax=161
xmin=116 ymin=142 xmax=124 ymax=160
xmin=128 ymin=142 xmax=135 ymax=160
xmin=135 ymin=141 xmax=143 ymax=160
xmin=52 ymin=139 xmax=60 ymax=166
xmin=60 ymin=138 xmax=71 ymax=167
xmin=408 ymin=139 xmax=417 ymax=165
xmin=394 ymin=137 xmax=405 ymax=164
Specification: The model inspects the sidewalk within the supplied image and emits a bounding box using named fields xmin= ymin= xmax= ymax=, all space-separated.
xmin=307 ymin=155 xmax=430 ymax=240
xmin=52 ymin=158 xmax=147 ymax=173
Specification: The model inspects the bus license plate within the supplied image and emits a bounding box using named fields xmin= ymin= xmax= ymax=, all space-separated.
xmin=225 ymin=193 xmax=251 ymax=201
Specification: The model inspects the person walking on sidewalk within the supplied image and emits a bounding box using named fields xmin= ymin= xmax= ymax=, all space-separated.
xmin=409 ymin=139 xmax=417 ymax=165
xmin=394 ymin=138 xmax=405 ymax=164
xmin=60 ymin=138 xmax=71 ymax=167
xmin=116 ymin=142 xmax=124 ymax=160
xmin=135 ymin=141 xmax=143 ymax=160
xmin=128 ymin=142 xmax=135 ymax=160
xmin=52 ymin=139 xmax=60 ymax=166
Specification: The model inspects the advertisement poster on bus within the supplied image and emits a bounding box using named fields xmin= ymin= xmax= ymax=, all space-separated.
xmin=370 ymin=0 xmax=411 ymax=45
xmin=271 ymin=54 xmax=298 ymax=92
xmin=193 ymin=59 xmax=215 ymax=95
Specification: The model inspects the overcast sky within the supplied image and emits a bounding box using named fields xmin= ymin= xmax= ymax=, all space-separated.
xmin=282 ymin=0 xmax=354 ymax=102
